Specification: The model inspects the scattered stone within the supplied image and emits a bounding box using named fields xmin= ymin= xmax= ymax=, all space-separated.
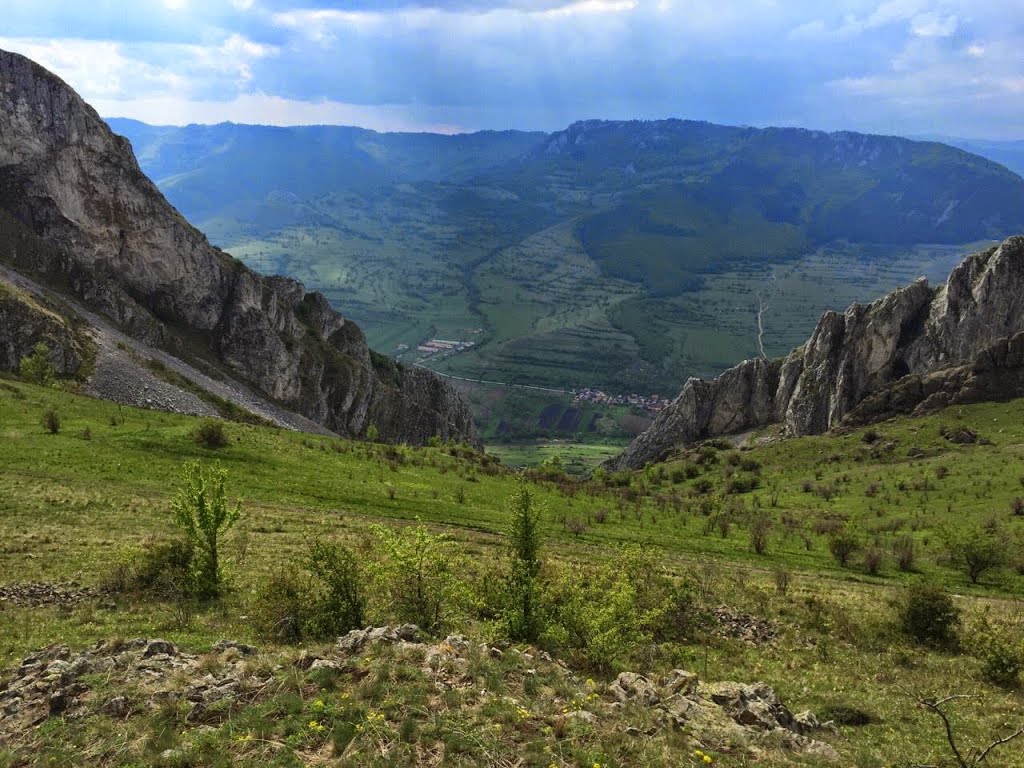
xmin=712 ymin=606 xmax=777 ymax=644
xmin=0 ymin=582 xmax=103 ymax=609
xmin=102 ymin=696 xmax=130 ymax=718
xmin=608 ymin=672 xmax=661 ymax=706
xmin=213 ymin=640 xmax=256 ymax=656
xmin=566 ymin=709 xmax=598 ymax=725
xmin=907 ymin=446 xmax=925 ymax=458
xmin=337 ymin=625 xmax=420 ymax=653
xmin=0 ymin=631 xmax=841 ymax=762
xmin=941 ymin=426 xmax=979 ymax=444
xmin=143 ymin=639 xmax=176 ymax=658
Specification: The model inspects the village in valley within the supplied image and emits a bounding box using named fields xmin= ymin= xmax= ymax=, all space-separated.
xmin=572 ymin=387 xmax=668 ymax=414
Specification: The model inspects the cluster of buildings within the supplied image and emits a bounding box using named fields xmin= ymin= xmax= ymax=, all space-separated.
xmin=572 ymin=388 xmax=668 ymax=413
xmin=415 ymin=338 xmax=476 ymax=357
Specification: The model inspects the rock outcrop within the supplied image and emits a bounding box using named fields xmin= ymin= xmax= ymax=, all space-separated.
xmin=0 ymin=49 xmax=478 ymax=445
xmin=607 ymin=236 xmax=1024 ymax=470
xmin=0 ymin=632 xmax=839 ymax=762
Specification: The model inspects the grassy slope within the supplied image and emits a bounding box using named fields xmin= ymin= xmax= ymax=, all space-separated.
xmin=1 ymin=378 xmax=1023 ymax=766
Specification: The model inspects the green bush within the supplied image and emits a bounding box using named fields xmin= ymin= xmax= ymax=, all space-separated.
xmin=900 ymin=582 xmax=960 ymax=648
xmin=250 ymin=568 xmax=308 ymax=643
xmin=305 ymin=539 xmax=366 ymax=638
xmin=541 ymin=548 xmax=701 ymax=671
xmin=973 ymin=627 xmax=1023 ymax=688
xmin=943 ymin=526 xmax=1007 ymax=584
xmin=107 ymin=537 xmax=195 ymax=597
xmin=41 ymin=406 xmax=60 ymax=435
xmin=828 ymin=526 xmax=861 ymax=567
xmin=192 ymin=419 xmax=229 ymax=449
xmin=171 ymin=461 xmax=241 ymax=598
xmin=19 ymin=342 xmax=55 ymax=386
xmin=371 ymin=522 xmax=468 ymax=632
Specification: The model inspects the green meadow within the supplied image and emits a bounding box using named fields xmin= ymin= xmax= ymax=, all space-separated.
xmin=1 ymin=376 xmax=1023 ymax=766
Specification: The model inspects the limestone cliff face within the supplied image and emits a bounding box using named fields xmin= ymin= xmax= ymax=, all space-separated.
xmin=0 ymin=50 xmax=478 ymax=445
xmin=607 ymin=236 xmax=1024 ymax=470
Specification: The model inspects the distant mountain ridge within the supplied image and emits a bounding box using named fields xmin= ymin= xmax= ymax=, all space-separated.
xmin=0 ymin=49 xmax=479 ymax=445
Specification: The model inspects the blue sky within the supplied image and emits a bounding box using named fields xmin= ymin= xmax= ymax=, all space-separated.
xmin=1 ymin=0 xmax=1022 ymax=138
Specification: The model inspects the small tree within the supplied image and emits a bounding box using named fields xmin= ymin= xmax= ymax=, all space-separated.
xmin=171 ymin=461 xmax=241 ymax=598
xmin=366 ymin=423 xmax=380 ymax=442
xmin=749 ymin=512 xmax=771 ymax=555
xmin=19 ymin=342 xmax=55 ymax=386
xmin=828 ymin=526 xmax=861 ymax=567
xmin=505 ymin=482 xmax=543 ymax=641
xmin=944 ymin=527 xmax=1007 ymax=584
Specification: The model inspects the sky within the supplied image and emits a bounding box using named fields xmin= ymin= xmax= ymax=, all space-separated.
xmin=1 ymin=0 xmax=1022 ymax=138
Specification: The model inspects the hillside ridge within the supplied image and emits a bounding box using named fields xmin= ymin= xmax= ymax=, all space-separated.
xmin=0 ymin=48 xmax=478 ymax=445
xmin=606 ymin=236 xmax=1024 ymax=470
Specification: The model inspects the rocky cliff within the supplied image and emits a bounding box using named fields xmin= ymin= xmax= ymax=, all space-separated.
xmin=606 ymin=236 xmax=1024 ymax=470
xmin=0 ymin=49 xmax=478 ymax=445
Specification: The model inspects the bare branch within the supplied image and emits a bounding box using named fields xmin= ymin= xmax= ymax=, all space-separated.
xmin=898 ymin=683 xmax=1024 ymax=767
xmin=975 ymin=723 xmax=1024 ymax=764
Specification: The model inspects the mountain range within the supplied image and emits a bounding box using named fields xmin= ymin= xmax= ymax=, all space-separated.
xmin=109 ymin=117 xmax=1024 ymax=399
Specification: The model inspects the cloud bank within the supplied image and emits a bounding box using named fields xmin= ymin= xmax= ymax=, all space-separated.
xmin=1 ymin=0 xmax=1021 ymax=138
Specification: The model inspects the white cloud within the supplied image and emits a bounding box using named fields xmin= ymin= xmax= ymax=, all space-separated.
xmin=0 ymin=34 xmax=276 ymax=101
xmin=910 ymin=12 xmax=958 ymax=37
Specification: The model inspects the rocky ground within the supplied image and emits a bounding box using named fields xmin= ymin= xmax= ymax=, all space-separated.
xmin=0 ymin=626 xmax=840 ymax=765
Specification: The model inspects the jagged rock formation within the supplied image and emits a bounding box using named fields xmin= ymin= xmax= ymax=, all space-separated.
xmin=607 ymin=236 xmax=1024 ymax=470
xmin=0 ymin=50 xmax=478 ymax=445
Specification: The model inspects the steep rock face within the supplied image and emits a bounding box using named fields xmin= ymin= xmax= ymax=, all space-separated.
xmin=607 ymin=237 xmax=1024 ymax=470
xmin=0 ymin=50 xmax=477 ymax=445
xmin=0 ymin=279 xmax=90 ymax=375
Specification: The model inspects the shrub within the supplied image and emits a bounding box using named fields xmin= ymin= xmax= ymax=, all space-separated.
xmin=366 ymin=423 xmax=380 ymax=442
xmin=107 ymin=537 xmax=195 ymax=597
xmin=749 ymin=513 xmax=771 ymax=555
xmin=773 ymin=567 xmax=791 ymax=596
xmin=192 ymin=419 xmax=228 ymax=448
xmin=564 ymin=516 xmax=588 ymax=537
xmin=541 ymin=548 xmax=701 ymax=671
xmin=19 ymin=342 xmax=55 ymax=386
xmin=305 ymin=540 xmax=366 ymax=638
xmin=974 ymin=629 xmax=1023 ymax=688
xmin=1011 ymin=497 xmax=1024 ymax=517
xmin=900 ymin=582 xmax=960 ymax=648
xmin=171 ymin=461 xmax=241 ymax=598
xmin=863 ymin=546 xmax=884 ymax=576
xmin=893 ymin=536 xmax=916 ymax=572
xmin=828 ymin=526 xmax=861 ymax=567
xmin=250 ymin=568 xmax=307 ymax=643
xmin=371 ymin=522 xmax=467 ymax=632
xmin=42 ymin=407 xmax=60 ymax=434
